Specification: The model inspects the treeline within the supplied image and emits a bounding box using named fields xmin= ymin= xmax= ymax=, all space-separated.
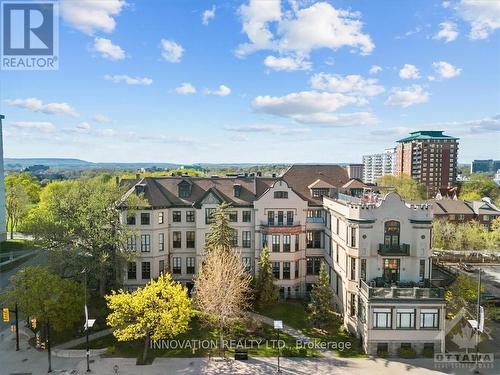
xmin=432 ymin=218 xmax=500 ymax=251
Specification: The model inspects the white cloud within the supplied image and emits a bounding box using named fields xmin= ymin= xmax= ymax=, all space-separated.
xmin=5 ymin=98 xmax=79 ymax=117
xmin=432 ymin=61 xmax=462 ymax=79
xmin=369 ymin=65 xmax=382 ymax=74
xmin=160 ymin=39 xmax=184 ymax=63
xmin=225 ymin=124 xmax=311 ymax=135
xmin=76 ymin=122 xmax=92 ymax=133
xmin=60 ymin=0 xmax=126 ymax=35
xmin=96 ymin=128 xmax=116 ymax=137
xmin=202 ymin=5 xmax=216 ymax=25
xmin=310 ymin=73 xmax=384 ymax=97
xmin=457 ymin=0 xmax=500 ymax=40
xmin=175 ymin=83 xmax=197 ymax=95
xmin=9 ymin=121 xmax=56 ymax=132
xmin=291 ymin=112 xmax=379 ymax=127
xmin=385 ymin=85 xmax=430 ymax=107
xmin=207 ymin=85 xmax=231 ymax=97
xmin=442 ymin=1 xmax=451 ymax=9
xmin=104 ymin=74 xmax=153 ymax=85
xmin=236 ymin=1 xmax=374 ymax=58
xmin=427 ymin=75 xmax=436 ymax=81
xmin=399 ymin=64 xmax=421 ymax=80
xmin=466 ymin=114 xmax=500 ymax=133
xmin=264 ymin=55 xmax=311 ymax=71
xmin=92 ymin=114 xmax=111 ymax=123
xmin=433 ymin=22 xmax=459 ymax=43
xmin=93 ymin=38 xmax=125 ymax=60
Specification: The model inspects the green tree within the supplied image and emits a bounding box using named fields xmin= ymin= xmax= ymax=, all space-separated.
xmin=1 ymin=266 xmax=83 ymax=334
xmin=460 ymin=174 xmax=499 ymax=202
xmin=22 ymin=176 xmax=145 ymax=295
xmin=5 ymin=183 xmax=30 ymax=239
xmin=6 ymin=172 xmax=41 ymax=203
xmin=308 ymin=262 xmax=340 ymax=327
xmin=106 ymin=273 xmax=193 ymax=364
xmin=204 ymin=203 xmax=235 ymax=253
xmin=254 ymin=245 xmax=279 ymax=307
xmin=377 ymin=174 xmax=426 ymax=200
xmin=445 ymin=274 xmax=483 ymax=319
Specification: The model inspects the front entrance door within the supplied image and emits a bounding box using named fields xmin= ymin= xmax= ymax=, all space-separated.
xmin=383 ymin=259 xmax=400 ymax=283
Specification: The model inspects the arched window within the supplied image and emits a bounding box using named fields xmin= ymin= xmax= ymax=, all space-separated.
xmin=384 ymin=220 xmax=400 ymax=248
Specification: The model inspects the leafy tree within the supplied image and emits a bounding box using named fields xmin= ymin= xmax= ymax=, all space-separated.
xmin=308 ymin=262 xmax=340 ymax=327
xmin=460 ymin=174 xmax=499 ymax=202
xmin=204 ymin=203 xmax=235 ymax=253
xmin=21 ymin=176 xmax=145 ymax=295
xmin=194 ymin=247 xmax=252 ymax=355
xmin=432 ymin=219 xmax=498 ymax=251
xmin=5 ymin=183 xmax=30 ymax=239
xmin=6 ymin=172 xmax=41 ymax=203
xmin=445 ymin=274 xmax=483 ymax=319
xmin=377 ymin=174 xmax=426 ymax=200
xmin=254 ymin=245 xmax=279 ymax=307
xmin=106 ymin=273 xmax=193 ymax=364
xmin=1 ymin=266 xmax=83 ymax=333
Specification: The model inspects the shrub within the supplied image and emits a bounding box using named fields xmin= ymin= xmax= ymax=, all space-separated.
xmin=422 ymin=346 xmax=434 ymax=358
xmin=377 ymin=350 xmax=388 ymax=358
xmin=106 ymin=345 xmax=115 ymax=355
xmin=398 ymin=347 xmax=417 ymax=358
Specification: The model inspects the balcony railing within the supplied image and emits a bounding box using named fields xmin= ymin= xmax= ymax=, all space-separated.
xmin=263 ymin=221 xmax=299 ymax=227
xmin=360 ymin=280 xmax=445 ymax=300
xmin=378 ymin=243 xmax=410 ymax=256
xmin=306 ymin=217 xmax=325 ymax=224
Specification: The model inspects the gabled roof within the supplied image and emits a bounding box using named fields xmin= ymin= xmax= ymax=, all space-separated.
xmin=193 ymin=187 xmax=225 ymax=208
xmin=342 ymin=178 xmax=368 ymax=190
xmin=468 ymin=200 xmax=500 ymax=216
xmin=432 ymin=199 xmax=474 ymax=215
xmin=308 ymin=179 xmax=335 ymax=189
xmin=397 ymin=130 xmax=458 ymax=143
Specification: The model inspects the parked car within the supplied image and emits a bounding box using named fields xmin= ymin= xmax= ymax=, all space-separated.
xmin=462 ymin=263 xmax=474 ymax=272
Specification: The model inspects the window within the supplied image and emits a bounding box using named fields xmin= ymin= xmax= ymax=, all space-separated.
xmin=294 ymin=234 xmax=299 ymax=252
xmin=141 ymin=235 xmax=151 ymax=252
xmin=349 ymin=257 xmax=356 ymax=280
xmin=127 ymin=235 xmax=137 ymax=251
xmin=242 ymin=210 xmax=251 ymax=222
xmin=277 ymin=211 xmax=284 ymax=226
xmin=233 ymin=184 xmax=242 ymax=197
xmin=396 ymin=309 xmax=415 ymax=329
xmin=158 ymin=212 xmax=164 ymax=224
xmin=242 ymin=257 xmax=252 ymax=272
xmin=306 ymin=257 xmax=322 ymax=275
xmin=267 ymin=211 xmax=274 ymax=226
xmin=173 ymin=211 xmax=181 ymax=222
xmin=205 ymin=208 xmax=216 ymax=224
xmin=186 ymin=231 xmax=195 ymax=248
xmin=141 ymin=262 xmax=151 ymax=279
xmin=361 ymin=259 xmax=366 ymax=281
xmin=274 ymin=191 xmax=288 ymax=199
xmin=173 ymin=232 xmax=182 ymax=248
xmin=127 ymin=262 xmax=136 ymax=279
xmin=283 ymin=262 xmax=290 ymax=279
xmin=420 ymin=309 xmax=439 ymax=329
xmin=287 ymin=211 xmax=294 ymax=226
xmin=373 ymin=308 xmax=392 ymax=329
xmin=312 ymin=188 xmax=329 ymax=197
xmin=336 ymin=244 xmax=340 ymax=263
xmin=231 ymin=230 xmax=238 ymax=247
xmin=307 ymin=257 xmax=313 ymax=275
xmin=228 ymin=211 xmax=238 ymax=222
xmin=283 ymin=235 xmax=291 ymax=252
xmin=262 ymin=234 xmax=268 ymax=248
xmin=419 ymin=259 xmax=425 ymax=281
xmin=349 ymin=227 xmax=357 ymax=247
xmin=159 ymin=260 xmax=165 ymax=274
xmin=306 ymin=231 xmax=322 ymax=248
xmin=242 ymin=231 xmax=251 ymax=248
xmin=272 ymin=235 xmax=280 ymax=252
xmin=336 ymin=218 xmax=339 ymax=234
xmin=159 ymin=233 xmax=165 ymax=251
xmin=295 ymin=260 xmax=299 ymax=278
xmin=172 ymin=257 xmax=182 ymax=274
xmin=483 ymin=215 xmax=490 ymax=221
xmin=458 ymin=214 xmax=465 ymax=220
xmin=350 ymin=293 xmax=356 ymax=317
xmin=186 ymin=257 xmax=195 ymax=274
xmin=140 ymin=213 xmax=150 ymax=225
xmin=178 ymin=182 xmax=191 ymax=198
xmin=384 ymin=220 xmax=400 ymax=248
xmin=272 ymin=262 xmax=280 ymax=279
xmin=186 ymin=210 xmax=195 ymax=222
xmin=126 ymin=214 xmax=136 ymax=225
xmin=377 ymin=343 xmax=388 ymax=355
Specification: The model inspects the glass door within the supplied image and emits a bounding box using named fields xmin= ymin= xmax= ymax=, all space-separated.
xmin=383 ymin=258 xmax=400 ymax=283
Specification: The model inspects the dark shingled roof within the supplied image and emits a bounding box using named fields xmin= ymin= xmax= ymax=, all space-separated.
xmin=282 ymin=165 xmax=348 ymax=206
xmin=432 ymin=200 xmax=474 ymax=215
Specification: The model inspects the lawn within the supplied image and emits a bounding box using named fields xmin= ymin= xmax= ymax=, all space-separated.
xmin=72 ymin=314 xmax=320 ymax=361
xmin=0 ymin=239 xmax=38 ymax=253
xmin=256 ymin=300 xmax=366 ymax=358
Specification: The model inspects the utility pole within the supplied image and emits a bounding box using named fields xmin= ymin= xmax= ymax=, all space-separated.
xmin=47 ymin=319 xmax=52 ymax=373
xmin=15 ymin=303 xmax=19 ymax=351
xmin=474 ymin=268 xmax=482 ymax=374
xmin=84 ymin=270 xmax=90 ymax=373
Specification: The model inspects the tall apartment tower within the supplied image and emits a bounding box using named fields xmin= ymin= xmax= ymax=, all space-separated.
xmin=395 ymin=131 xmax=458 ymax=198
xmin=346 ymin=164 xmax=364 ymax=180
xmin=0 ymin=115 xmax=6 ymax=242
xmin=362 ymin=148 xmax=396 ymax=184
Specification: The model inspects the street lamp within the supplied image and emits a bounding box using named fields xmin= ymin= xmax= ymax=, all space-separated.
xmin=82 ymin=268 xmax=95 ymax=373
xmin=274 ymin=320 xmax=283 ymax=374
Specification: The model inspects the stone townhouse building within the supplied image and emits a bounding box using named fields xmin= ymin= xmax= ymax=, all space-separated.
xmin=119 ymin=164 xmax=446 ymax=355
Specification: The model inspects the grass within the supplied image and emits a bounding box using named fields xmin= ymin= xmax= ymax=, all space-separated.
xmin=256 ymin=300 xmax=366 ymax=358
xmin=0 ymin=239 xmax=38 ymax=253
xmin=72 ymin=314 xmax=320 ymax=361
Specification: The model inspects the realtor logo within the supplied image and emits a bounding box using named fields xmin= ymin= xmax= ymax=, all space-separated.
xmin=1 ymin=1 xmax=59 ymax=70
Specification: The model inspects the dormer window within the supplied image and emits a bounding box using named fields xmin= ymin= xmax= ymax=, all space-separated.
xmin=274 ymin=191 xmax=288 ymax=199
xmin=233 ymin=184 xmax=242 ymax=197
xmin=178 ymin=180 xmax=192 ymax=198
xmin=311 ymin=188 xmax=330 ymax=198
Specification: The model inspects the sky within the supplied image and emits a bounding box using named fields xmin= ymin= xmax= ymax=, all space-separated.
xmin=0 ymin=0 xmax=499 ymax=164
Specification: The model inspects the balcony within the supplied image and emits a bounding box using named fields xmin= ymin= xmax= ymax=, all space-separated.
xmin=306 ymin=217 xmax=325 ymax=224
xmin=360 ymin=280 xmax=445 ymax=300
xmin=261 ymin=221 xmax=302 ymax=234
xmin=378 ymin=243 xmax=410 ymax=256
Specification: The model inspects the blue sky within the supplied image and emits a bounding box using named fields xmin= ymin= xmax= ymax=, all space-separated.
xmin=1 ymin=0 xmax=499 ymax=164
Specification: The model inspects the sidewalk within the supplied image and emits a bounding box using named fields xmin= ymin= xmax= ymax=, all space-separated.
xmin=54 ymin=328 xmax=114 ymax=349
